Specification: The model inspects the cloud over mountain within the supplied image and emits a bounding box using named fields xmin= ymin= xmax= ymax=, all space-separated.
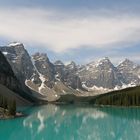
xmin=0 ymin=8 xmax=140 ymax=53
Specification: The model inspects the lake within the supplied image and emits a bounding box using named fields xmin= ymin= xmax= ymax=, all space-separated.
xmin=0 ymin=104 xmax=140 ymax=140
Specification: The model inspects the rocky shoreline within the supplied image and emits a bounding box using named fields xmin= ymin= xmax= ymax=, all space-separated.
xmin=0 ymin=107 xmax=24 ymax=120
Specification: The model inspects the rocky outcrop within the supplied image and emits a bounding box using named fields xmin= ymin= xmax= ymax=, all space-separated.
xmin=32 ymin=53 xmax=55 ymax=88
xmin=78 ymin=57 xmax=123 ymax=89
xmin=0 ymin=51 xmax=19 ymax=91
xmin=117 ymin=59 xmax=140 ymax=85
xmin=0 ymin=43 xmax=41 ymax=87
xmin=54 ymin=61 xmax=83 ymax=90
xmin=63 ymin=61 xmax=83 ymax=89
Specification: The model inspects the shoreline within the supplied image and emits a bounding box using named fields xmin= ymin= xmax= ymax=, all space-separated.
xmin=0 ymin=107 xmax=25 ymax=120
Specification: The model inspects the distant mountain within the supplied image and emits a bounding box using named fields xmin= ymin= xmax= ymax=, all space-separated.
xmin=117 ymin=59 xmax=140 ymax=86
xmin=77 ymin=57 xmax=140 ymax=90
xmin=78 ymin=57 xmax=123 ymax=89
xmin=59 ymin=61 xmax=83 ymax=90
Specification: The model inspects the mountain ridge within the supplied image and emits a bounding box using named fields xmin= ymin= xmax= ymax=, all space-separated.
xmin=0 ymin=42 xmax=140 ymax=102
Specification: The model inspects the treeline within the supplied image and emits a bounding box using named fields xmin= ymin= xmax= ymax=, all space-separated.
xmin=0 ymin=95 xmax=16 ymax=116
xmin=90 ymin=86 xmax=140 ymax=106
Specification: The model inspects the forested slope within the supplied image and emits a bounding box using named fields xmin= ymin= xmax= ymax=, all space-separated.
xmin=91 ymin=86 xmax=140 ymax=106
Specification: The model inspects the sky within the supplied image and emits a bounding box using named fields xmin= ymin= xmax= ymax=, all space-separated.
xmin=0 ymin=0 xmax=140 ymax=65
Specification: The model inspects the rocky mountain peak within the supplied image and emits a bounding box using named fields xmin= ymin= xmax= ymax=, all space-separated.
xmin=99 ymin=57 xmax=110 ymax=62
xmin=118 ymin=58 xmax=137 ymax=71
xmin=90 ymin=57 xmax=115 ymax=73
xmin=54 ymin=60 xmax=64 ymax=66
xmin=70 ymin=61 xmax=76 ymax=65
xmin=78 ymin=57 xmax=122 ymax=89
xmin=119 ymin=58 xmax=135 ymax=66
xmin=8 ymin=42 xmax=23 ymax=47
xmin=0 ymin=42 xmax=25 ymax=57
xmin=32 ymin=52 xmax=55 ymax=84
xmin=32 ymin=52 xmax=49 ymax=62
xmin=96 ymin=57 xmax=112 ymax=66
xmin=66 ymin=61 xmax=77 ymax=70
xmin=8 ymin=42 xmax=25 ymax=52
xmin=0 ymin=43 xmax=41 ymax=84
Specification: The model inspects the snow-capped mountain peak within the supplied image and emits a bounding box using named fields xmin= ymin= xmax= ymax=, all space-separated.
xmin=65 ymin=61 xmax=77 ymax=70
xmin=117 ymin=58 xmax=137 ymax=72
xmin=96 ymin=57 xmax=113 ymax=67
xmin=8 ymin=42 xmax=23 ymax=47
xmin=118 ymin=58 xmax=136 ymax=67
xmin=98 ymin=57 xmax=110 ymax=62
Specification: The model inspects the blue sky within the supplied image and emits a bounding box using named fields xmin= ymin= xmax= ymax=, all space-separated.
xmin=0 ymin=0 xmax=140 ymax=65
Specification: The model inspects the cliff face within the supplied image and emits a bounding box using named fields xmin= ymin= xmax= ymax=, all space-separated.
xmin=54 ymin=61 xmax=83 ymax=90
xmin=32 ymin=52 xmax=55 ymax=88
xmin=0 ymin=51 xmax=18 ymax=91
xmin=0 ymin=51 xmax=40 ymax=104
xmin=0 ymin=51 xmax=32 ymax=105
xmin=0 ymin=43 xmax=41 ymax=87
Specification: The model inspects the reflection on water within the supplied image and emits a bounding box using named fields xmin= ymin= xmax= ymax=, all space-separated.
xmin=0 ymin=104 xmax=140 ymax=140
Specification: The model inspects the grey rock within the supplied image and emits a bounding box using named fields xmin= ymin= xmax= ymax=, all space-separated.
xmin=32 ymin=52 xmax=55 ymax=88
xmin=0 ymin=51 xmax=37 ymax=103
xmin=117 ymin=59 xmax=140 ymax=85
xmin=78 ymin=57 xmax=123 ymax=89
xmin=0 ymin=43 xmax=41 ymax=85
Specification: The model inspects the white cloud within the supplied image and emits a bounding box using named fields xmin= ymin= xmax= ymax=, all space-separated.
xmin=0 ymin=8 xmax=140 ymax=53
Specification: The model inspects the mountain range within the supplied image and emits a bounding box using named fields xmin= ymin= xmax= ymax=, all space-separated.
xmin=0 ymin=42 xmax=140 ymax=103
xmin=78 ymin=57 xmax=140 ymax=90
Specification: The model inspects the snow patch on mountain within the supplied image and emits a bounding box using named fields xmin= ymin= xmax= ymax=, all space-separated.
xmin=55 ymin=73 xmax=60 ymax=81
xmin=38 ymin=74 xmax=46 ymax=93
xmin=8 ymin=42 xmax=22 ymax=47
xmin=82 ymin=83 xmax=110 ymax=92
xmin=2 ymin=52 xmax=9 ymax=55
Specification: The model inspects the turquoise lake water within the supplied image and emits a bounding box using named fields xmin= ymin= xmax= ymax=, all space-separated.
xmin=0 ymin=104 xmax=140 ymax=140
